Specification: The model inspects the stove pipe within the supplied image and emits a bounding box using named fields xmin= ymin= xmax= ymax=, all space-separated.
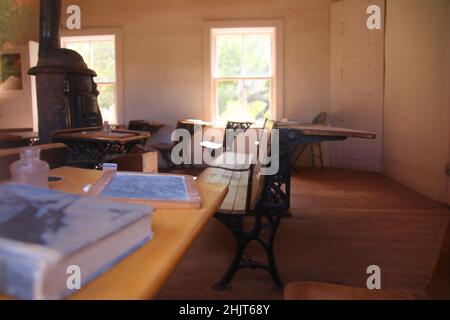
xmin=38 ymin=0 xmax=61 ymax=58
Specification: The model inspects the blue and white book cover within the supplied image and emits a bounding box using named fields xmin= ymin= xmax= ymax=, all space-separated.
xmin=0 ymin=183 xmax=153 ymax=300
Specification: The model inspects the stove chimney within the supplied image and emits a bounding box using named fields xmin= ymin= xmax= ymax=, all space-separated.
xmin=38 ymin=0 xmax=61 ymax=58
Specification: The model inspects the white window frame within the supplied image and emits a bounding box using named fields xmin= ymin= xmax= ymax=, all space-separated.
xmin=203 ymin=20 xmax=284 ymax=125
xmin=60 ymin=28 xmax=124 ymax=125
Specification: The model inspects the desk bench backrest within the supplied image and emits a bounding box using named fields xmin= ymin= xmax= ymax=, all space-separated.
xmin=248 ymin=119 xmax=276 ymax=211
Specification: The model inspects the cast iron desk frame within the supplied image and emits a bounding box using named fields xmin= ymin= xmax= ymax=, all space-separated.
xmin=213 ymin=126 xmax=372 ymax=290
xmin=52 ymin=127 xmax=150 ymax=169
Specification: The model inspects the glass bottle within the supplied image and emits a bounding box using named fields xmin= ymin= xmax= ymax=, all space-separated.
xmin=10 ymin=148 xmax=50 ymax=189
xmin=103 ymin=121 xmax=111 ymax=134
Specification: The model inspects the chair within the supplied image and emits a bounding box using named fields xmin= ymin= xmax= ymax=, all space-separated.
xmin=150 ymin=120 xmax=188 ymax=169
xmin=151 ymin=119 xmax=212 ymax=169
xmin=291 ymin=112 xmax=328 ymax=170
xmin=285 ymin=222 xmax=450 ymax=300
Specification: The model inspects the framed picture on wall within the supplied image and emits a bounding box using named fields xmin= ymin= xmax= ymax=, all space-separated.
xmin=0 ymin=53 xmax=23 ymax=91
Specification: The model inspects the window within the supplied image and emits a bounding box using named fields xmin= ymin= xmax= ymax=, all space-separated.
xmin=211 ymin=28 xmax=274 ymax=125
xmin=61 ymin=35 xmax=118 ymax=124
xmin=204 ymin=22 xmax=283 ymax=126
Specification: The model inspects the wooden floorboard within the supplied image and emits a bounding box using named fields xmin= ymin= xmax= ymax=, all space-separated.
xmin=156 ymin=168 xmax=450 ymax=300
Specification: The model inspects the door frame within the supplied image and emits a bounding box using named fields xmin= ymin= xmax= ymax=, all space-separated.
xmin=443 ymin=1 xmax=450 ymax=205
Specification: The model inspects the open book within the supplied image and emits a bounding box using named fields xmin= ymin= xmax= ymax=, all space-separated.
xmin=0 ymin=183 xmax=153 ymax=300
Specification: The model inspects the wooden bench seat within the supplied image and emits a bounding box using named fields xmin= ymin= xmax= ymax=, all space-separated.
xmin=207 ymin=152 xmax=254 ymax=172
xmin=198 ymin=167 xmax=250 ymax=213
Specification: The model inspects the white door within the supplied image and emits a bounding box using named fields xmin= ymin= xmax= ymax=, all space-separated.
xmin=329 ymin=0 xmax=385 ymax=173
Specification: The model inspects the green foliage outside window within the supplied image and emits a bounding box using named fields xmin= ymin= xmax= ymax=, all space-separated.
xmin=91 ymin=42 xmax=115 ymax=83
xmin=97 ymin=83 xmax=115 ymax=113
xmin=64 ymin=39 xmax=116 ymax=123
xmin=215 ymin=33 xmax=272 ymax=123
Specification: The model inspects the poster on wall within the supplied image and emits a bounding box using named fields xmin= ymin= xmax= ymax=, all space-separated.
xmin=0 ymin=53 xmax=23 ymax=91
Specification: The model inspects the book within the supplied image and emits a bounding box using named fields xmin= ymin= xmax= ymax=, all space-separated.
xmin=0 ymin=183 xmax=153 ymax=300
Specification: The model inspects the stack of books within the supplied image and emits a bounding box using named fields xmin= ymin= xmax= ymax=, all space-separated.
xmin=0 ymin=183 xmax=153 ymax=300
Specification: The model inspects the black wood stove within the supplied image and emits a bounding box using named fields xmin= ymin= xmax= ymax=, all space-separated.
xmin=28 ymin=0 xmax=103 ymax=144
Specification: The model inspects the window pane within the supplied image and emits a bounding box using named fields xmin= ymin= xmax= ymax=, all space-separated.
xmin=244 ymin=34 xmax=271 ymax=77
xmin=217 ymin=80 xmax=243 ymax=120
xmin=92 ymin=41 xmax=116 ymax=82
xmin=97 ymin=83 xmax=116 ymax=124
xmin=65 ymin=42 xmax=90 ymax=65
xmin=216 ymin=35 xmax=242 ymax=77
xmin=245 ymin=79 xmax=271 ymax=121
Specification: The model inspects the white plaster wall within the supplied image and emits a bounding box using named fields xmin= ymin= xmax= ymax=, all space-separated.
xmin=384 ymin=0 xmax=449 ymax=201
xmin=58 ymin=0 xmax=332 ymax=142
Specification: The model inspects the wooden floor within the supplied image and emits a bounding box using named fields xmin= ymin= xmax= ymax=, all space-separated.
xmin=156 ymin=168 xmax=450 ymax=300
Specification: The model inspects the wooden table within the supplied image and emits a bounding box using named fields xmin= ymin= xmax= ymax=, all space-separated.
xmin=177 ymin=119 xmax=212 ymax=135
xmin=0 ymin=167 xmax=227 ymax=300
xmin=0 ymin=131 xmax=39 ymax=149
xmin=276 ymin=123 xmax=376 ymax=139
xmin=52 ymin=127 xmax=151 ymax=169
xmin=178 ymin=119 xmax=212 ymax=127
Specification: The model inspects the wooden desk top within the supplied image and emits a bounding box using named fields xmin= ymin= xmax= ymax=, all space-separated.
xmin=276 ymin=123 xmax=376 ymax=139
xmin=0 ymin=133 xmax=22 ymax=142
xmin=0 ymin=143 xmax=67 ymax=157
xmin=178 ymin=119 xmax=212 ymax=127
xmin=52 ymin=127 xmax=150 ymax=144
xmin=0 ymin=167 xmax=228 ymax=300
xmin=0 ymin=128 xmax=33 ymax=134
xmin=0 ymin=131 xmax=38 ymax=142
